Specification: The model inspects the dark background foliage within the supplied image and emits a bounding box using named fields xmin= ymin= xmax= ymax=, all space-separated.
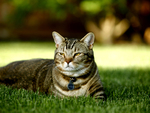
xmin=0 ymin=0 xmax=150 ymax=44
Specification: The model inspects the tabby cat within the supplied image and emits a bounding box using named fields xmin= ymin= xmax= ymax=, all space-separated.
xmin=0 ymin=32 xmax=106 ymax=100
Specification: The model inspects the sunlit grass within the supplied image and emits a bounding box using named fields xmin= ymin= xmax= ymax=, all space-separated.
xmin=93 ymin=44 xmax=150 ymax=69
xmin=0 ymin=42 xmax=54 ymax=66
xmin=0 ymin=42 xmax=150 ymax=69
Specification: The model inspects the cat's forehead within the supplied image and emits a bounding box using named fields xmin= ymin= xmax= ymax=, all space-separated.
xmin=65 ymin=38 xmax=79 ymax=49
xmin=57 ymin=38 xmax=88 ymax=52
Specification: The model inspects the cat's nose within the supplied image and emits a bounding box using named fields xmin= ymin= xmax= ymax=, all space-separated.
xmin=66 ymin=60 xmax=71 ymax=64
xmin=65 ymin=58 xmax=72 ymax=64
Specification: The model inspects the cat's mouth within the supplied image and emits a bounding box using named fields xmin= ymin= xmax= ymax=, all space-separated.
xmin=57 ymin=62 xmax=85 ymax=72
xmin=63 ymin=67 xmax=77 ymax=72
xmin=63 ymin=66 xmax=86 ymax=72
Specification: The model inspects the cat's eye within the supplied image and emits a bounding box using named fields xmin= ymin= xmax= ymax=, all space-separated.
xmin=59 ymin=53 xmax=64 ymax=56
xmin=74 ymin=53 xmax=81 ymax=57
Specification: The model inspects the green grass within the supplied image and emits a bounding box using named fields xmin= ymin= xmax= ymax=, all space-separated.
xmin=0 ymin=42 xmax=150 ymax=113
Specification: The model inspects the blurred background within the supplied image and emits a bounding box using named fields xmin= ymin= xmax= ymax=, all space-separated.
xmin=0 ymin=0 xmax=150 ymax=45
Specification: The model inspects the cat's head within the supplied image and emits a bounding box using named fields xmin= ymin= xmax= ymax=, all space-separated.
xmin=52 ymin=31 xmax=95 ymax=77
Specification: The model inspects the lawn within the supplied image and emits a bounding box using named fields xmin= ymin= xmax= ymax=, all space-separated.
xmin=0 ymin=42 xmax=150 ymax=113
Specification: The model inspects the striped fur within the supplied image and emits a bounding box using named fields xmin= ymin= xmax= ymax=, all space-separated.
xmin=0 ymin=32 xmax=106 ymax=100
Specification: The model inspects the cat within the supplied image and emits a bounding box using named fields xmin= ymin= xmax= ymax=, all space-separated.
xmin=0 ymin=31 xmax=106 ymax=100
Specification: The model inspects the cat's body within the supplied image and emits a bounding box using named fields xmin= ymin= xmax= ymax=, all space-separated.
xmin=0 ymin=32 xmax=105 ymax=100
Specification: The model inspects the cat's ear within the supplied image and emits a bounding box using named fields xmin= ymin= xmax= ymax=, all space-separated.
xmin=80 ymin=32 xmax=95 ymax=49
xmin=52 ymin=31 xmax=65 ymax=48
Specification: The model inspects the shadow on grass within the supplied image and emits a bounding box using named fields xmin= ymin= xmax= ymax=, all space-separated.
xmin=99 ymin=68 xmax=150 ymax=101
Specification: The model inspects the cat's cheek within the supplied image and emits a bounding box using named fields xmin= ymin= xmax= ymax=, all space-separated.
xmin=55 ymin=62 xmax=65 ymax=70
xmin=56 ymin=64 xmax=63 ymax=70
xmin=75 ymin=57 xmax=85 ymax=63
xmin=72 ymin=63 xmax=79 ymax=69
xmin=63 ymin=62 xmax=68 ymax=68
